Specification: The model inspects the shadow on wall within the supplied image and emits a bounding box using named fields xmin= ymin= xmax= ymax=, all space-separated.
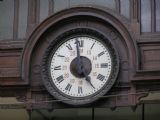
xmin=0 ymin=97 xmax=160 ymax=120
xmin=0 ymin=107 xmax=142 ymax=120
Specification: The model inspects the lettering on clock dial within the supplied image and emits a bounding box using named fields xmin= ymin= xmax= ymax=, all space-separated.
xmin=97 ymin=74 xmax=105 ymax=81
xmin=90 ymin=42 xmax=95 ymax=50
xmin=56 ymin=75 xmax=64 ymax=83
xmin=54 ymin=66 xmax=61 ymax=70
xmin=78 ymin=86 xmax=83 ymax=94
xmin=87 ymin=50 xmax=91 ymax=55
xmin=75 ymin=39 xmax=84 ymax=47
xmin=57 ymin=55 xmax=65 ymax=57
xmin=64 ymin=57 xmax=70 ymax=62
xmin=98 ymin=51 xmax=105 ymax=57
xmin=65 ymin=83 xmax=72 ymax=92
xmin=101 ymin=63 xmax=108 ymax=68
xmin=66 ymin=44 xmax=72 ymax=50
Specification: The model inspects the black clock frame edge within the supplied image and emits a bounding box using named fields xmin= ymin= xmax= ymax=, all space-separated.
xmin=41 ymin=28 xmax=119 ymax=106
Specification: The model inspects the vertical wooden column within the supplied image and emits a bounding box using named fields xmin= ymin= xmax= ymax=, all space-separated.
xmin=151 ymin=0 xmax=155 ymax=32
xmin=131 ymin=0 xmax=140 ymax=35
xmin=49 ymin=0 xmax=54 ymax=15
xmin=26 ymin=0 xmax=40 ymax=38
xmin=115 ymin=0 xmax=120 ymax=13
xmin=13 ymin=0 xmax=19 ymax=40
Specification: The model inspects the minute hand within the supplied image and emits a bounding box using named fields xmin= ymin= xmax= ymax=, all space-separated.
xmin=75 ymin=39 xmax=83 ymax=74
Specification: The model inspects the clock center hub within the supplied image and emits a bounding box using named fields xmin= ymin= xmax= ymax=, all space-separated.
xmin=70 ymin=56 xmax=92 ymax=78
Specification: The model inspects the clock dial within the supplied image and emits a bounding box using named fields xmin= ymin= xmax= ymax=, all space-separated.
xmin=49 ymin=36 xmax=112 ymax=97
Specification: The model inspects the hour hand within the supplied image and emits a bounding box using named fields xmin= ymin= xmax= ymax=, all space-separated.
xmin=82 ymin=68 xmax=95 ymax=89
xmin=86 ymin=76 xmax=95 ymax=89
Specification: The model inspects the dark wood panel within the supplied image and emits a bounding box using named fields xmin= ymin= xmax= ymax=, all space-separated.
xmin=0 ymin=56 xmax=19 ymax=68
xmin=0 ymin=40 xmax=24 ymax=85
xmin=0 ymin=40 xmax=24 ymax=49
xmin=0 ymin=68 xmax=20 ymax=77
xmin=140 ymin=44 xmax=160 ymax=70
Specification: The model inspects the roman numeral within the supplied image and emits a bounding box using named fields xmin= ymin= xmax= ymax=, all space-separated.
xmin=56 ymin=75 xmax=64 ymax=83
xmin=78 ymin=40 xmax=84 ymax=47
xmin=65 ymin=83 xmax=72 ymax=92
xmin=66 ymin=44 xmax=72 ymax=50
xmin=75 ymin=39 xmax=84 ymax=47
xmin=57 ymin=55 xmax=65 ymax=57
xmin=98 ymin=51 xmax=105 ymax=57
xmin=78 ymin=86 xmax=83 ymax=94
xmin=101 ymin=63 xmax=108 ymax=68
xmin=97 ymin=74 xmax=105 ymax=81
xmin=90 ymin=42 xmax=95 ymax=49
xmin=54 ymin=66 xmax=61 ymax=70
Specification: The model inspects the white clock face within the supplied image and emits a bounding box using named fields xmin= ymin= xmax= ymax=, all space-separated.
xmin=50 ymin=36 xmax=112 ymax=97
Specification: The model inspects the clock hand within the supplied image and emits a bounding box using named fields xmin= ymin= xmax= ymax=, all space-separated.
xmin=75 ymin=38 xmax=83 ymax=74
xmin=81 ymin=67 xmax=95 ymax=89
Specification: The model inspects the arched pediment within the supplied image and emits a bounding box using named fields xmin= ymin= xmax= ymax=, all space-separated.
xmin=21 ymin=7 xmax=137 ymax=83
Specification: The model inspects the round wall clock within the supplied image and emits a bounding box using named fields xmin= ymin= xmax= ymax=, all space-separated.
xmin=41 ymin=28 xmax=119 ymax=106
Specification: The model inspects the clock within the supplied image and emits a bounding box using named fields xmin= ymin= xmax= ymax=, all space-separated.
xmin=41 ymin=28 xmax=119 ymax=106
